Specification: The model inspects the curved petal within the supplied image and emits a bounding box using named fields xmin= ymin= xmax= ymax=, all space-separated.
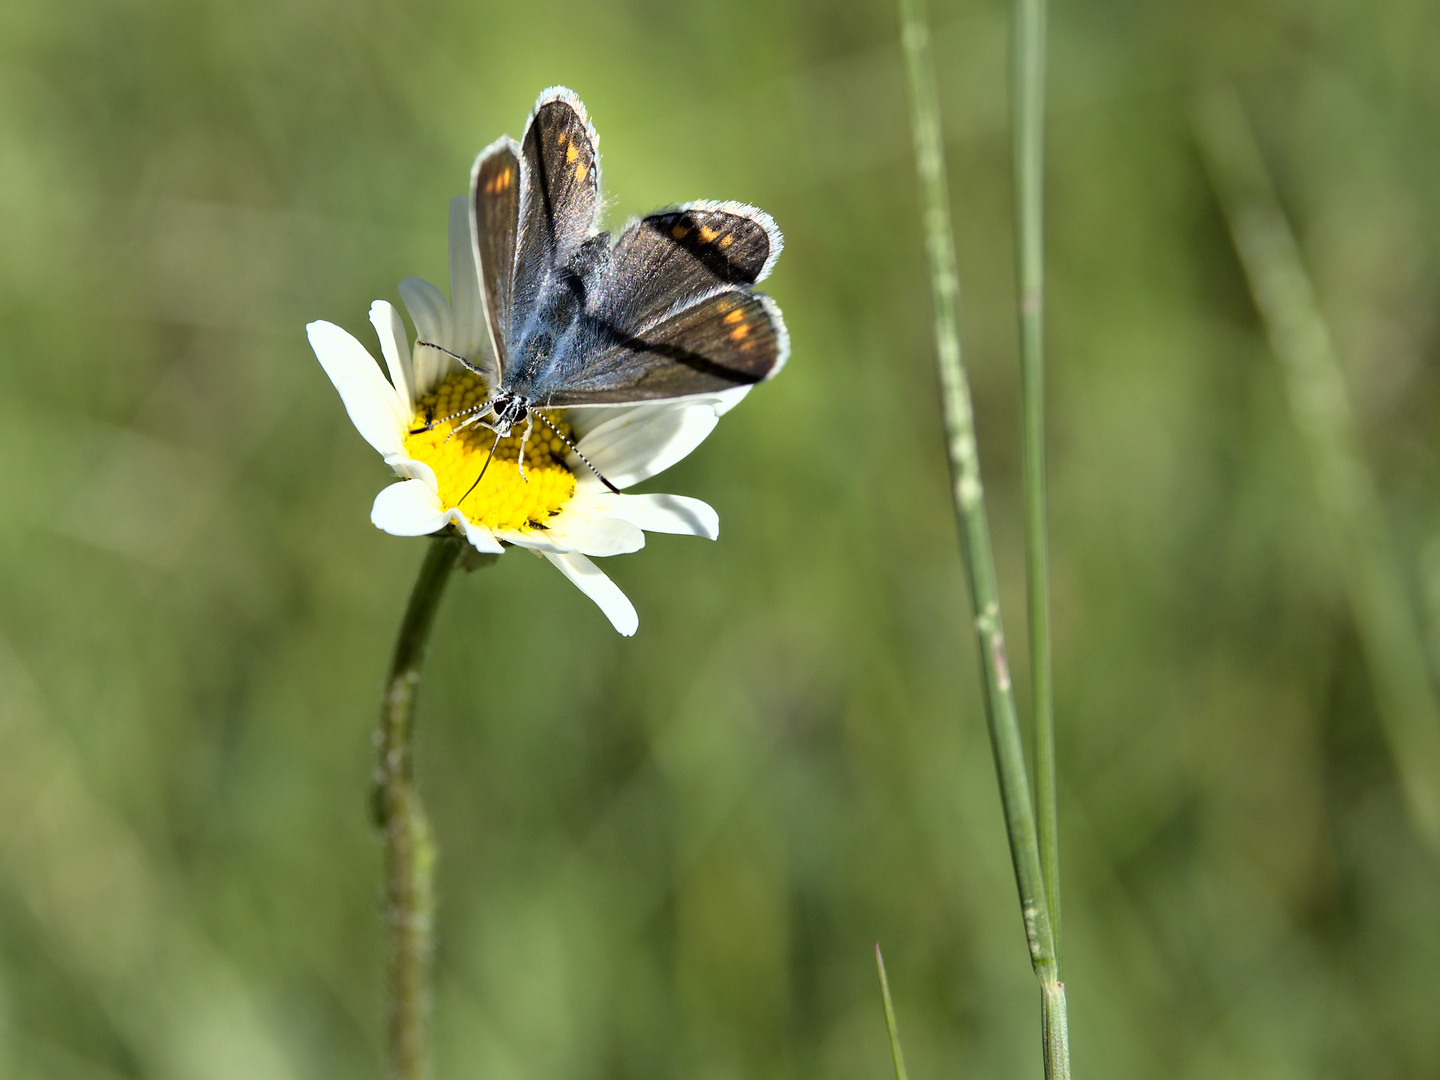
xmin=571 ymin=492 xmax=718 ymax=539
xmin=371 ymin=479 xmax=450 ymax=536
xmin=307 ymin=321 xmax=407 ymax=457
xmin=494 ymin=512 xmax=644 ymax=558
xmin=383 ymin=453 xmax=440 ymax=492
xmin=544 ymin=552 xmax=639 ymax=636
xmin=708 ymin=384 xmax=752 ymax=418
xmin=458 ymin=515 xmax=504 ymax=554
xmin=490 ymin=527 xmax=565 ymax=554
xmin=572 ymin=401 xmax=722 ymax=491
xmin=369 ymin=300 xmax=414 ymax=417
xmin=565 ymin=402 xmax=640 ymax=441
xmin=564 ymin=386 xmax=750 ymax=441
xmin=542 ymin=509 xmax=646 ymax=556
xmin=447 ymin=195 xmax=496 ymax=381
xmin=398 ymin=276 xmax=454 ymax=396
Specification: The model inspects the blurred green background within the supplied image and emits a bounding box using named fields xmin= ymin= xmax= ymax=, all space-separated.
xmin=4 ymin=0 xmax=1440 ymax=1076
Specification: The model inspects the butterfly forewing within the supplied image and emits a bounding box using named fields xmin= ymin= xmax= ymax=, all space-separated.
xmin=515 ymin=90 xmax=601 ymax=306
xmin=548 ymin=290 xmax=787 ymax=406
xmin=472 ymin=139 xmax=522 ymax=367
xmin=600 ymin=203 xmax=779 ymax=336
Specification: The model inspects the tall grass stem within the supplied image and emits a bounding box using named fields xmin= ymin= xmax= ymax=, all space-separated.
xmin=897 ymin=0 xmax=1070 ymax=1076
xmin=1012 ymin=0 xmax=1060 ymax=957
xmin=377 ymin=533 xmax=460 ymax=1079
xmin=874 ymin=945 xmax=911 ymax=1080
xmin=1193 ymin=85 xmax=1440 ymax=853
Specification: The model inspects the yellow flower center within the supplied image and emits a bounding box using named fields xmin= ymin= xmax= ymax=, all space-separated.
xmin=403 ymin=373 xmax=576 ymax=533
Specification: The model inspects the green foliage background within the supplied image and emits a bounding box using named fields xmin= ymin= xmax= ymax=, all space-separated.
xmin=3 ymin=0 xmax=1440 ymax=1076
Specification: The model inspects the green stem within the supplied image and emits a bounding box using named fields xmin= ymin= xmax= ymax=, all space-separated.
xmin=874 ymin=944 xmax=911 ymax=1080
xmin=1013 ymin=1 xmax=1068 ymax=1067
xmin=1192 ymin=85 xmax=1440 ymax=853
xmin=1013 ymin=0 xmax=1060 ymax=959
xmin=897 ymin=2 xmax=1069 ymax=1077
xmin=377 ymin=534 xmax=460 ymax=1080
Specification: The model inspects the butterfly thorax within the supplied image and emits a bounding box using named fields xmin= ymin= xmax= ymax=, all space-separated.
xmin=503 ymin=239 xmax=610 ymax=404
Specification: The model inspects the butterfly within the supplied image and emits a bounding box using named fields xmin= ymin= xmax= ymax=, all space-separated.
xmin=415 ymin=87 xmax=788 ymax=494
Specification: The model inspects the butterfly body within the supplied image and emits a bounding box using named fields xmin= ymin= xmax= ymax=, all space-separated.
xmin=443 ymin=87 xmax=785 ymax=437
xmin=501 ymin=232 xmax=614 ymax=408
xmin=415 ymin=87 xmax=786 ymax=501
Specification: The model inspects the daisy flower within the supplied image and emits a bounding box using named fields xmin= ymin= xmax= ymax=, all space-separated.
xmin=307 ymin=198 xmax=754 ymax=636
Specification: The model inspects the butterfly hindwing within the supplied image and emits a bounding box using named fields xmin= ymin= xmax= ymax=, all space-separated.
xmin=600 ymin=202 xmax=781 ymax=336
xmin=471 ymin=137 xmax=522 ymax=369
xmin=515 ymin=88 xmax=601 ymax=307
xmin=546 ymin=289 xmax=788 ymax=406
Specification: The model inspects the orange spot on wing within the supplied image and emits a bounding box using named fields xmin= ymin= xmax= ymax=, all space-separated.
xmin=729 ymin=323 xmax=751 ymax=341
xmin=698 ymin=225 xmax=719 ymax=243
xmin=724 ymin=309 xmax=745 ymax=324
xmin=484 ymin=167 xmax=513 ymax=194
xmin=671 ymin=224 xmax=690 ymax=239
xmin=565 ymin=143 xmax=578 ymax=164
xmin=557 ymin=130 xmax=568 ymax=146
xmin=719 ymin=234 xmax=734 ymax=248
xmin=575 ymin=162 xmax=589 ymax=182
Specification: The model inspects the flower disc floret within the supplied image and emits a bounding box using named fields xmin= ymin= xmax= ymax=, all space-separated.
xmin=403 ymin=373 xmax=576 ymax=533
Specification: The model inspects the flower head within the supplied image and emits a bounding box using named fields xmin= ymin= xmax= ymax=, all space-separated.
xmin=307 ymin=198 xmax=752 ymax=635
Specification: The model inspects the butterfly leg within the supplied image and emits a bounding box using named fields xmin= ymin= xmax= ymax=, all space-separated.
xmin=514 ymin=412 xmax=534 ymax=484
xmin=411 ymin=398 xmax=496 ymax=437
xmin=441 ymin=400 xmax=502 ymax=444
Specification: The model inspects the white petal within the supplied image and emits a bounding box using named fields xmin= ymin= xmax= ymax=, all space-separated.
xmin=384 ymin=453 xmax=439 ymax=491
xmin=542 ymin=508 xmax=646 ymax=556
xmin=565 ymin=402 xmax=638 ymax=441
xmin=708 ymin=385 xmax=752 ymax=417
xmin=565 ymin=386 xmax=750 ymax=440
xmin=572 ymin=493 xmax=719 ymax=539
xmin=493 ymin=511 xmax=644 ymax=557
xmin=572 ymin=401 xmax=722 ymax=491
xmin=398 ymin=276 xmax=454 ymax=395
xmin=544 ymin=552 xmax=638 ymax=636
xmin=447 ymin=196 xmax=496 ymax=379
xmin=369 ymin=300 xmax=414 ymax=417
xmin=307 ymin=321 xmax=407 ymax=457
xmin=371 ymin=479 xmax=450 ymax=536
xmin=491 ymin=527 xmax=569 ymax=554
xmin=458 ymin=516 xmax=504 ymax=554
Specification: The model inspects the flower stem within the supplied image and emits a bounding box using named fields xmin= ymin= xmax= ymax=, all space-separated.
xmin=377 ymin=533 xmax=460 ymax=1080
xmin=897 ymin=0 xmax=1069 ymax=1076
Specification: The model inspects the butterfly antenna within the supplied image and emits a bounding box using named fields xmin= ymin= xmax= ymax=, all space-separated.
xmin=416 ymin=340 xmax=489 ymax=379
xmin=532 ymin=411 xmax=620 ymax=494
xmin=459 ymin=429 xmax=505 ymax=506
